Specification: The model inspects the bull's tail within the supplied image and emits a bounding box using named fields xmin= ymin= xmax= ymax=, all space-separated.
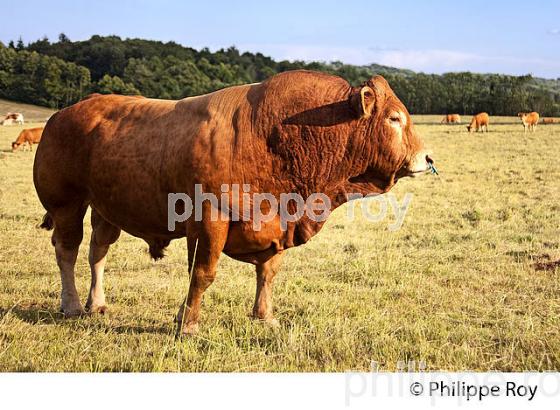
xmin=39 ymin=212 xmax=54 ymax=230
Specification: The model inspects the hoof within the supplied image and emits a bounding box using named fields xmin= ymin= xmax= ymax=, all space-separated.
xmin=181 ymin=323 xmax=198 ymax=336
xmin=265 ymin=318 xmax=280 ymax=329
xmin=87 ymin=305 xmax=108 ymax=315
xmin=60 ymin=306 xmax=86 ymax=318
xmin=252 ymin=315 xmax=280 ymax=329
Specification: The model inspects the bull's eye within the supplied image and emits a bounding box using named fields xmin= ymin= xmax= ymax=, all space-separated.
xmin=389 ymin=115 xmax=400 ymax=124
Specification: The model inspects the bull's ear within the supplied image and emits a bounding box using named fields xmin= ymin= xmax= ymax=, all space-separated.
xmin=350 ymin=86 xmax=375 ymax=118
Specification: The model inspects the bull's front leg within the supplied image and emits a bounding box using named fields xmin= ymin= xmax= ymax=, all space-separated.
xmin=252 ymin=253 xmax=283 ymax=327
xmin=176 ymin=205 xmax=229 ymax=336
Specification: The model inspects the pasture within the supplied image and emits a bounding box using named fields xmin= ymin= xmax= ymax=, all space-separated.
xmin=0 ymin=114 xmax=559 ymax=372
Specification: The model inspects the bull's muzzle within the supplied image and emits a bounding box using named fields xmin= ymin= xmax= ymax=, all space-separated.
xmin=404 ymin=150 xmax=433 ymax=177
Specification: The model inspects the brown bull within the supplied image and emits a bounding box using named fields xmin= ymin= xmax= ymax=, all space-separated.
xmin=12 ymin=127 xmax=44 ymax=151
xmin=33 ymin=70 xmax=432 ymax=335
xmin=466 ymin=112 xmax=489 ymax=133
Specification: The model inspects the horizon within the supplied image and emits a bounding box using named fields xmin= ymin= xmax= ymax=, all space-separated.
xmin=1 ymin=0 xmax=560 ymax=79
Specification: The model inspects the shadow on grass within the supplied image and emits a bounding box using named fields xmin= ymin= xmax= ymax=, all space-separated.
xmin=534 ymin=259 xmax=560 ymax=272
xmin=0 ymin=305 xmax=64 ymax=325
xmin=111 ymin=323 xmax=172 ymax=335
xmin=1 ymin=304 xmax=174 ymax=335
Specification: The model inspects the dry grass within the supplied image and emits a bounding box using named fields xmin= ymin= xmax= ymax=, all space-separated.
xmin=0 ymin=114 xmax=559 ymax=372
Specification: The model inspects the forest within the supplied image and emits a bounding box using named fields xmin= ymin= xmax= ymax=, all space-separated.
xmin=1 ymin=34 xmax=559 ymax=115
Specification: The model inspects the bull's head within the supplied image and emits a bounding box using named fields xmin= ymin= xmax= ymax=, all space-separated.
xmin=11 ymin=141 xmax=21 ymax=152
xmin=348 ymin=76 xmax=432 ymax=192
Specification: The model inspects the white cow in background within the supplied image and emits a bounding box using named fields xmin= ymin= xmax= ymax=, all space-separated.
xmin=1 ymin=112 xmax=24 ymax=125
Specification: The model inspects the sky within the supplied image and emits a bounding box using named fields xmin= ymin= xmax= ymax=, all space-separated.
xmin=1 ymin=0 xmax=559 ymax=78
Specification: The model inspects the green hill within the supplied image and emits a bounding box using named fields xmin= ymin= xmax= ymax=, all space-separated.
xmin=1 ymin=35 xmax=559 ymax=115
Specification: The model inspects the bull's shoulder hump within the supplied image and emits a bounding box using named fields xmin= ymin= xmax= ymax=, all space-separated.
xmin=179 ymin=82 xmax=261 ymax=102
xmin=264 ymin=69 xmax=351 ymax=88
xmin=175 ymin=83 xmax=261 ymax=118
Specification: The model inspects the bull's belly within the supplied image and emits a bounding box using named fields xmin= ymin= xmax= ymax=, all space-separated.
xmin=93 ymin=199 xmax=284 ymax=264
xmin=89 ymin=186 xmax=182 ymax=241
xmin=88 ymin=163 xmax=287 ymax=264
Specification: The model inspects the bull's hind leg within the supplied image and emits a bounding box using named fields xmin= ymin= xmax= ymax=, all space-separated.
xmin=50 ymin=202 xmax=88 ymax=317
xmin=86 ymin=208 xmax=121 ymax=314
xmin=252 ymin=253 xmax=283 ymax=327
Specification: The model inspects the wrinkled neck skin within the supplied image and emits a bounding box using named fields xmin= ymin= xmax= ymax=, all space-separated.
xmin=266 ymin=102 xmax=403 ymax=247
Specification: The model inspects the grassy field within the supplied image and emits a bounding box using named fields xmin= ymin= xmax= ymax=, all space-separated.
xmin=0 ymin=114 xmax=559 ymax=372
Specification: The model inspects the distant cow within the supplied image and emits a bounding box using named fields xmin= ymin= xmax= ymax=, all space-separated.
xmin=12 ymin=127 xmax=44 ymax=152
xmin=1 ymin=112 xmax=24 ymax=125
xmin=441 ymin=114 xmax=461 ymax=124
xmin=467 ymin=113 xmax=489 ymax=133
xmin=518 ymin=112 xmax=539 ymax=132
xmin=542 ymin=118 xmax=555 ymax=125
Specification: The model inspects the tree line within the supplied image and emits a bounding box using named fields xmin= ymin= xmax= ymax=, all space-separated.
xmin=1 ymin=34 xmax=559 ymax=116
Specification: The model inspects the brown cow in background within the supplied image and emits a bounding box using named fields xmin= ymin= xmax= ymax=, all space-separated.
xmin=542 ymin=118 xmax=554 ymax=125
xmin=467 ymin=112 xmax=489 ymax=133
xmin=441 ymin=114 xmax=461 ymax=124
xmin=12 ymin=127 xmax=44 ymax=152
xmin=518 ymin=112 xmax=539 ymax=132
xmin=33 ymin=70 xmax=433 ymax=335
